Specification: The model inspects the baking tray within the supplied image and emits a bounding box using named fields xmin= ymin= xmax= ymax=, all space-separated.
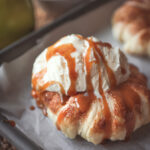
xmin=1 ymin=0 xmax=150 ymax=149
xmin=0 ymin=0 xmax=111 ymax=65
xmin=0 ymin=0 xmax=112 ymax=149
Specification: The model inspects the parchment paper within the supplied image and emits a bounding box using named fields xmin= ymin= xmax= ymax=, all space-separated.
xmin=0 ymin=1 xmax=150 ymax=150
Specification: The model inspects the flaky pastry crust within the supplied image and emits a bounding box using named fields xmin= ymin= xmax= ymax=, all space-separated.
xmin=32 ymin=65 xmax=150 ymax=144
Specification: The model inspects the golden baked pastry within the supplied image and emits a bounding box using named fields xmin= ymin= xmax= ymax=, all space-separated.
xmin=112 ymin=0 xmax=150 ymax=56
xmin=31 ymin=34 xmax=150 ymax=144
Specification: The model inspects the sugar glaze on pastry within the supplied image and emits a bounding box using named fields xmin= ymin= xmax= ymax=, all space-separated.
xmin=31 ymin=34 xmax=150 ymax=144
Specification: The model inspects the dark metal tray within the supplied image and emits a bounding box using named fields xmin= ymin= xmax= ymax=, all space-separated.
xmin=0 ymin=0 xmax=111 ymax=65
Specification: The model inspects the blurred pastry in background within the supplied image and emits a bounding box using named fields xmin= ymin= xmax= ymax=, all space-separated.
xmin=31 ymin=34 xmax=150 ymax=144
xmin=112 ymin=0 xmax=150 ymax=57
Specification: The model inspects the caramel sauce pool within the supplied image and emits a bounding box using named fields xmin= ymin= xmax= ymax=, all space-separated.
xmin=30 ymin=105 xmax=35 ymax=111
xmin=4 ymin=120 xmax=16 ymax=127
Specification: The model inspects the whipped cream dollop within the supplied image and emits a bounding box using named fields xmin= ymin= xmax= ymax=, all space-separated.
xmin=32 ymin=34 xmax=130 ymax=98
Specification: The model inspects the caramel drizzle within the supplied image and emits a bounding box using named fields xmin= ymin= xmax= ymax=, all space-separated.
xmin=56 ymin=38 xmax=114 ymax=138
xmin=32 ymin=37 xmax=116 ymax=95
xmin=95 ymin=41 xmax=116 ymax=88
xmin=84 ymin=40 xmax=95 ymax=92
xmin=46 ymin=44 xmax=78 ymax=95
xmin=32 ymin=68 xmax=65 ymax=93
xmin=97 ymin=69 xmax=112 ymax=139
xmin=32 ymin=68 xmax=47 ymax=90
xmin=109 ymin=82 xmax=141 ymax=139
xmin=120 ymin=84 xmax=141 ymax=138
xmin=32 ymin=36 xmax=141 ymax=140
xmin=91 ymin=40 xmax=112 ymax=138
xmin=56 ymin=93 xmax=93 ymax=130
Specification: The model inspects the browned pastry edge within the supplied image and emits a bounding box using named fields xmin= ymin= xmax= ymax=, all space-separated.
xmin=31 ymin=64 xmax=150 ymax=143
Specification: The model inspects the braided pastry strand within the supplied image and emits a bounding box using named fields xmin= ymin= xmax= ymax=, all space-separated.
xmin=32 ymin=65 xmax=150 ymax=144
